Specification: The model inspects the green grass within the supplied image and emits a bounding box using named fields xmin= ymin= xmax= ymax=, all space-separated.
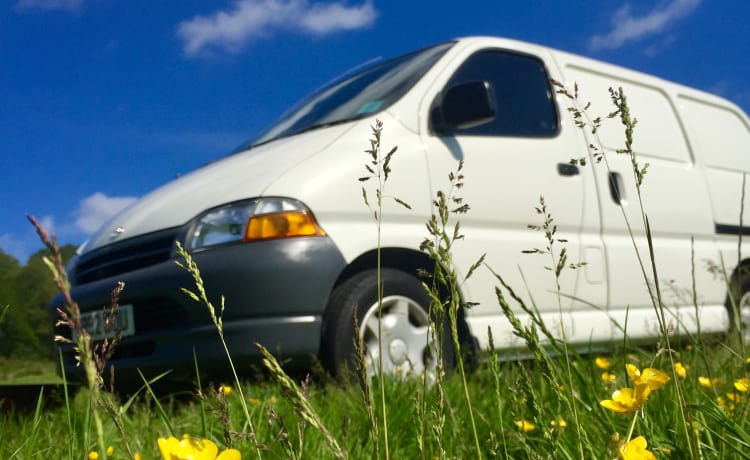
xmin=0 ymin=357 xmax=60 ymax=385
xmin=0 ymin=342 xmax=748 ymax=459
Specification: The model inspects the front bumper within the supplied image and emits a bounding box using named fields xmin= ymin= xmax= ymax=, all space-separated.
xmin=52 ymin=234 xmax=347 ymax=387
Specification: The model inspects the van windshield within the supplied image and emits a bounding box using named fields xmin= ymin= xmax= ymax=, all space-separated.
xmin=243 ymin=42 xmax=454 ymax=148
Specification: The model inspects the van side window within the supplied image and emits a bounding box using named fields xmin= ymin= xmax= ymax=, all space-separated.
xmin=443 ymin=50 xmax=558 ymax=137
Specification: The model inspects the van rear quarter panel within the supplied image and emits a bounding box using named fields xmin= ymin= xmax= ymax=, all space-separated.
xmin=677 ymin=93 xmax=750 ymax=283
xmin=677 ymin=94 xmax=750 ymax=227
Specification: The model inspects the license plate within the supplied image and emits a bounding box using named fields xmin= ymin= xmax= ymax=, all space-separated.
xmin=76 ymin=304 xmax=135 ymax=342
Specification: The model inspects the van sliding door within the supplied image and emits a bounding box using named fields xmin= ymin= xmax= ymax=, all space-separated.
xmin=562 ymin=61 xmax=718 ymax=341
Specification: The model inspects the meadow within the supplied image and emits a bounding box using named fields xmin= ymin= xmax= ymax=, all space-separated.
xmin=2 ymin=84 xmax=750 ymax=460
xmin=2 ymin=335 xmax=749 ymax=459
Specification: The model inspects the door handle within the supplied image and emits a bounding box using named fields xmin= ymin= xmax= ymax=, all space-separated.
xmin=557 ymin=163 xmax=579 ymax=176
xmin=609 ymin=172 xmax=625 ymax=205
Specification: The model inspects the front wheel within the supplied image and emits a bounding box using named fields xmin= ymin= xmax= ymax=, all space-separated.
xmin=320 ymin=268 xmax=451 ymax=380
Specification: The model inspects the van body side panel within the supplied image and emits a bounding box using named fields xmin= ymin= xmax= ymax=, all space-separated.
xmin=416 ymin=40 xmax=610 ymax=350
xmin=677 ymin=95 xmax=750 ymax=228
xmin=83 ymin=125 xmax=357 ymax=253
xmin=677 ymin=94 xmax=750 ymax=310
xmin=263 ymin=114 xmax=435 ymax=268
xmin=558 ymin=56 xmax=727 ymax=338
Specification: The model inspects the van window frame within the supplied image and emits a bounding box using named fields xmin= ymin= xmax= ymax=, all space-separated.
xmin=432 ymin=48 xmax=561 ymax=138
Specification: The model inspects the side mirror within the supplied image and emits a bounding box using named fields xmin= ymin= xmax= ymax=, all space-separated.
xmin=432 ymin=80 xmax=496 ymax=134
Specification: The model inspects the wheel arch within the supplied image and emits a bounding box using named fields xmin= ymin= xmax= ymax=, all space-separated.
xmin=325 ymin=247 xmax=477 ymax=360
xmin=727 ymin=258 xmax=750 ymax=303
xmin=725 ymin=258 xmax=750 ymax=322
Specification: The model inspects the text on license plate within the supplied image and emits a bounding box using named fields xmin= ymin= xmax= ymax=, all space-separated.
xmin=77 ymin=304 xmax=135 ymax=342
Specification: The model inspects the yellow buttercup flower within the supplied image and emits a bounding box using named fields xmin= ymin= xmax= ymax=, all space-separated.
xmin=698 ymin=376 xmax=719 ymax=388
xmin=134 ymin=454 xmax=143 ymax=460
xmin=267 ymin=395 xmax=277 ymax=404
xmin=158 ymin=435 xmax=241 ymax=460
xmin=674 ymin=362 xmax=687 ymax=379
xmin=619 ymin=436 xmax=656 ymax=460
xmin=716 ymin=395 xmax=735 ymax=413
xmin=106 ymin=446 xmax=114 ymax=455
xmin=602 ymin=372 xmax=617 ymax=384
xmin=600 ymin=385 xmax=652 ymax=413
xmin=219 ymin=385 xmax=233 ymax=396
xmin=88 ymin=451 xmax=99 ymax=460
xmin=248 ymin=397 xmax=261 ymax=405
xmin=514 ymin=420 xmax=536 ymax=433
xmin=726 ymin=392 xmax=742 ymax=403
xmin=734 ymin=377 xmax=749 ymax=392
xmin=550 ymin=417 xmax=567 ymax=431
xmin=626 ymin=364 xmax=670 ymax=390
xmin=595 ymin=357 xmax=612 ymax=370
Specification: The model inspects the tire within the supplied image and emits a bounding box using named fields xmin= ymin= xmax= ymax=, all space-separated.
xmin=728 ymin=275 xmax=750 ymax=343
xmin=320 ymin=268 xmax=453 ymax=380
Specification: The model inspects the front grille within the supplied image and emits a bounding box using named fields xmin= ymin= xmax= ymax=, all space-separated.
xmin=133 ymin=298 xmax=191 ymax=334
xmin=74 ymin=228 xmax=180 ymax=284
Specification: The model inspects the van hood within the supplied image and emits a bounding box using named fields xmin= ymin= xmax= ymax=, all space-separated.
xmin=83 ymin=124 xmax=356 ymax=254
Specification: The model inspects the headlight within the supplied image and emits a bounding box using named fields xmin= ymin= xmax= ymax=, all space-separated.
xmin=187 ymin=197 xmax=326 ymax=250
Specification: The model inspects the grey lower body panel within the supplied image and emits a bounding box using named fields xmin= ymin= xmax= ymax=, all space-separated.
xmin=52 ymin=235 xmax=346 ymax=386
xmin=66 ymin=315 xmax=324 ymax=388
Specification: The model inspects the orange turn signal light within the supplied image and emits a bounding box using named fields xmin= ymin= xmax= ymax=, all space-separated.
xmin=244 ymin=211 xmax=326 ymax=241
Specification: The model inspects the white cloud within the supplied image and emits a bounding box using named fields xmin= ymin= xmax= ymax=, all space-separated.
xmin=0 ymin=233 xmax=28 ymax=264
xmin=38 ymin=215 xmax=56 ymax=236
xmin=589 ymin=0 xmax=701 ymax=51
xmin=74 ymin=192 xmax=138 ymax=234
xmin=177 ymin=0 xmax=377 ymax=56
xmin=15 ymin=0 xmax=83 ymax=12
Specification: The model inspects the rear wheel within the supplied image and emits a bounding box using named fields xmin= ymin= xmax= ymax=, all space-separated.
xmin=321 ymin=268 xmax=450 ymax=380
xmin=728 ymin=275 xmax=750 ymax=343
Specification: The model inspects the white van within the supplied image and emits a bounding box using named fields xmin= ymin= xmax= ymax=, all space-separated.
xmin=54 ymin=36 xmax=750 ymax=383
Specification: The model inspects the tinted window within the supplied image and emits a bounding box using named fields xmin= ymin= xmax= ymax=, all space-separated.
xmin=442 ymin=50 xmax=558 ymax=137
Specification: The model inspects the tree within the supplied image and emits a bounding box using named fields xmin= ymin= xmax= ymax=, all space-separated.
xmin=0 ymin=245 xmax=77 ymax=358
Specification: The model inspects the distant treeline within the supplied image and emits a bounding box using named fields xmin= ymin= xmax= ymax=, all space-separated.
xmin=0 ymin=245 xmax=76 ymax=359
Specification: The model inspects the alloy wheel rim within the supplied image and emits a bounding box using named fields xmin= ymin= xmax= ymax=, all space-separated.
xmin=359 ymin=295 xmax=436 ymax=380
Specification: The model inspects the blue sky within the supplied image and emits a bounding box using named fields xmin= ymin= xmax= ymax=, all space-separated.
xmin=1 ymin=0 xmax=749 ymax=264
